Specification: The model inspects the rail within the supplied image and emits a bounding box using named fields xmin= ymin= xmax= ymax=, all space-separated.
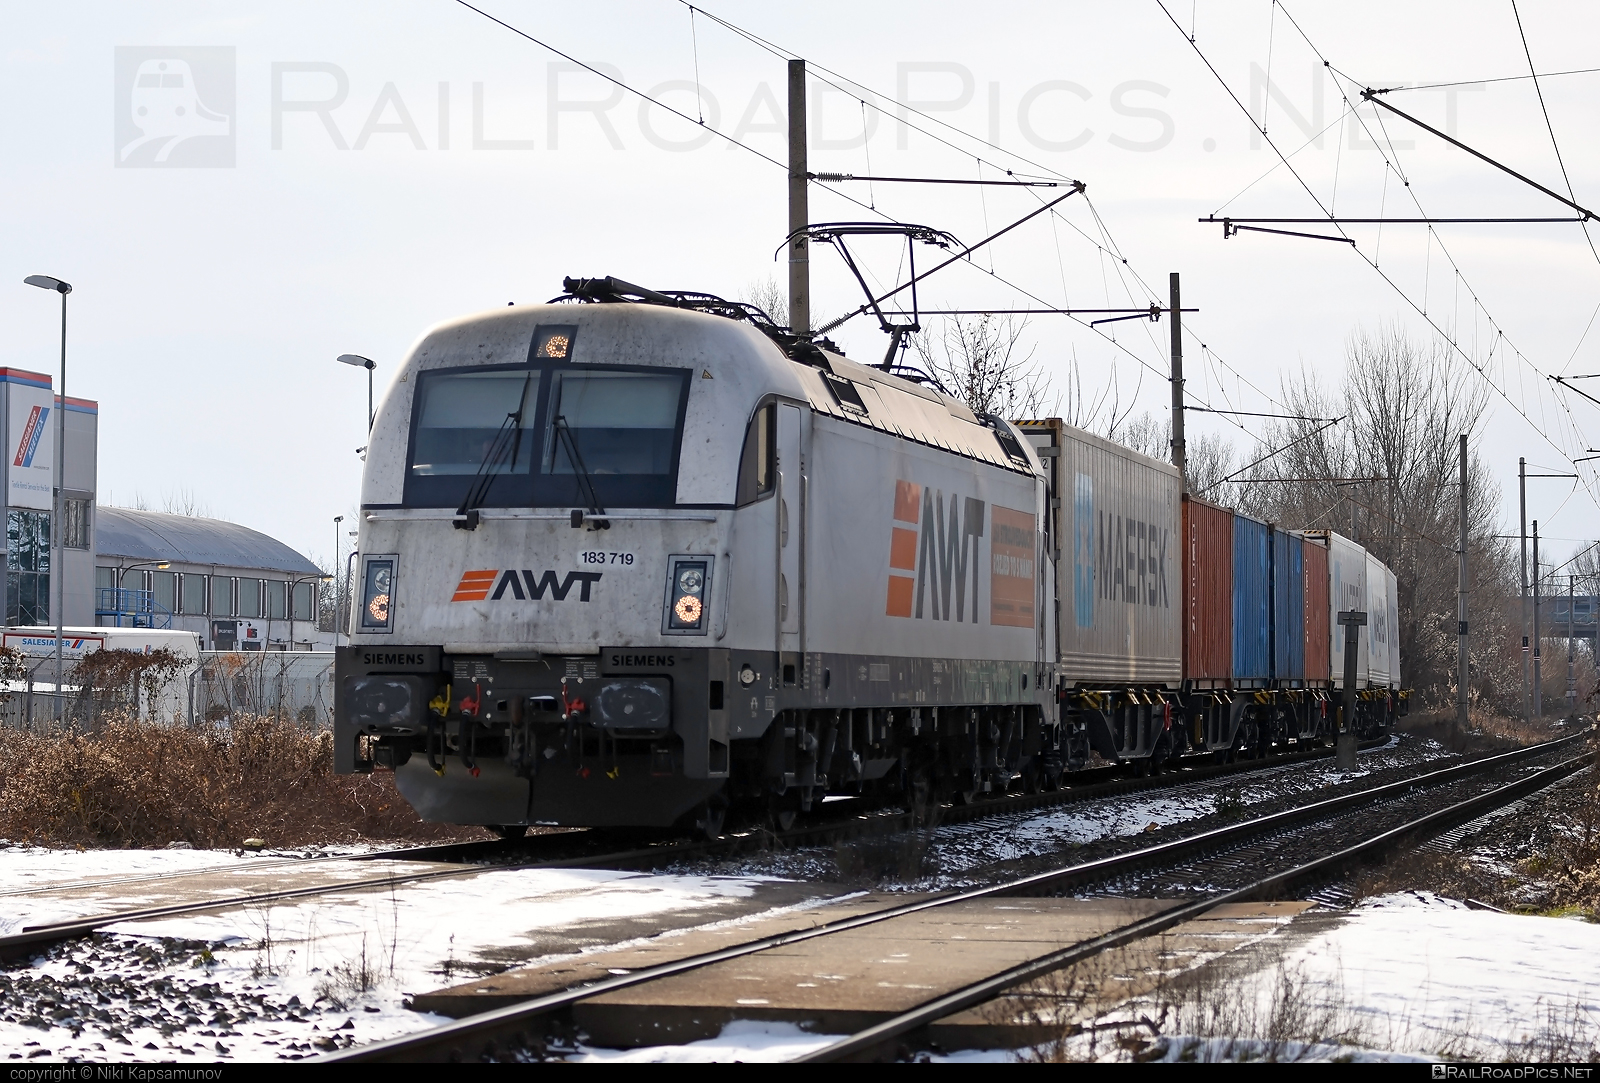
xmin=317 ymin=729 xmax=1593 ymax=1063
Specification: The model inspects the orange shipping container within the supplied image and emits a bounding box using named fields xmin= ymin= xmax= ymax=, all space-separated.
xmin=1302 ymin=535 xmax=1330 ymax=682
xmin=1183 ymin=495 xmax=1233 ymax=681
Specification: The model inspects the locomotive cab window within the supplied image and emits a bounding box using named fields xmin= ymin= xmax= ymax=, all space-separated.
xmin=736 ymin=404 xmax=775 ymax=506
xmin=405 ymin=362 xmax=689 ymax=509
xmin=541 ymin=369 xmax=688 ymax=508
xmin=406 ymin=366 xmax=542 ymax=507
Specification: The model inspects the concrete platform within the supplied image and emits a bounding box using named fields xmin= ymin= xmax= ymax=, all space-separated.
xmin=416 ymin=893 xmax=1317 ymax=1051
xmin=411 ymin=891 xmax=931 ymax=1016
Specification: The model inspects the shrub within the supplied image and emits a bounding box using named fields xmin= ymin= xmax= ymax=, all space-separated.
xmin=0 ymin=713 xmax=483 ymax=849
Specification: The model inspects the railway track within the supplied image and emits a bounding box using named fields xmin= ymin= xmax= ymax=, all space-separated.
xmin=0 ymin=732 xmax=1403 ymax=965
xmin=315 ymin=729 xmax=1594 ymax=1063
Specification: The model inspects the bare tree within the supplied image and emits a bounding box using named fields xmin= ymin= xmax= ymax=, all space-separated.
xmin=911 ymin=314 xmax=1057 ymax=418
xmin=161 ymin=488 xmax=213 ymax=518
xmin=741 ymin=275 xmax=789 ymax=330
xmin=1239 ymin=325 xmax=1512 ymax=712
xmin=1117 ymin=411 xmax=1238 ymax=501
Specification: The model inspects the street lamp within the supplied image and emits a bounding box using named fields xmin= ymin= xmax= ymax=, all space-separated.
xmin=114 ymin=559 xmax=171 ymax=625
xmin=288 ymin=573 xmax=333 ymax=652
xmin=337 ymin=355 xmax=376 ymax=431
xmin=24 ymin=274 xmax=71 ymax=720
xmin=332 ymin=515 xmax=344 ymax=640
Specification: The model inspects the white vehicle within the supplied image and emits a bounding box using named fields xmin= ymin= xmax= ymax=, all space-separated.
xmin=3 ymin=626 xmax=203 ymax=720
xmin=3 ymin=627 xmax=202 ymax=667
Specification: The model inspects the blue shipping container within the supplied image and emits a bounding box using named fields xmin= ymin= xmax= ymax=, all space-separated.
xmin=1232 ymin=514 xmax=1272 ymax=680
xmin=1273 ymin=530 xmax=1305 ymax=680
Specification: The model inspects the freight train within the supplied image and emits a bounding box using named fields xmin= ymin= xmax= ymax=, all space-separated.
xmin=334 ymin=278 xmax=1404 ymax=834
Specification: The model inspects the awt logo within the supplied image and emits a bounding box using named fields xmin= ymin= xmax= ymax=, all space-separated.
xmin=452 ymin=569 xmax=602 ymax=603
xmin=884 ymin=478 xmax=1036 ymax=628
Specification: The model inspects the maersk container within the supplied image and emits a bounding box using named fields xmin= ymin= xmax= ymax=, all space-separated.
xmin=1300 ymin=533 xmax=1331 ymax=682
xmin=1273 ymin=529 xmax=1305 ymax=682
xmin=1232 ymin=513 xmax=1273 ymax=682
xmin=1366 ymin=552 xmax=1400 ymax=689
xmin=1386 ymin=566 xmax=1400 ymax=689
xmin=1182 ymin=495 xmax=1232 ymax=683
xmin=1021 ymin=419 xmax=1182 ymax=687
xmin=1311 ymin=531 xmax=1370 ymax=689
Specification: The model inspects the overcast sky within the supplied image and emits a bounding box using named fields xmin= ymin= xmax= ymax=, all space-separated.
xmin=2 ymin=1 xmax=1596 ymax=573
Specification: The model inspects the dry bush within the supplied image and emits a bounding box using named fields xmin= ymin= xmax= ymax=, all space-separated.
xmin=1016 ymin=938 xmax=1372 ymax=1063
xmin=0 ymin=714 xmax=484 ymax=849
xmin=72 ymin=648 xmax=187 ymax=720
xmin=1527 ymin=774 xmax=1600 ymax=917
xmin=1350 ymin=849 xmax=1513 ymax=905
xmin=1397 ymin=710 xmax=1563 ymax=754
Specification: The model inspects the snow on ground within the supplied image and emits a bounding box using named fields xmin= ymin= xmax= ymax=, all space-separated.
xmin=565 ymin=893 xmax=1600 ymax=1064
xmin=0 ymin=864 xmax=793 ymax=1062
xmin=566 ymin=1020 xmax=845 ymax=1062
xmin=1025 ymin=894 xmax=1600 ymax=1063
xmin=1279 ymin=893 xmax=1600 ymax=1058
xmin=0 ymin=844 xmax=278 ymax=894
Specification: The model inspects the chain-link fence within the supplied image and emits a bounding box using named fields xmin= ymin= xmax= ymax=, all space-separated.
xmin=0 ymin=651 xmax=335 ymax=733
xmin=191 ymin=651 xmax=334 ymax=726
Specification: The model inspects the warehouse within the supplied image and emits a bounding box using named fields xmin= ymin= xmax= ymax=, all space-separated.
xmin=95 ymin=507 xmax=329 ymax=651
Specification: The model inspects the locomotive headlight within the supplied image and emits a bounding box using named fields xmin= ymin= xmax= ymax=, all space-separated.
xmin=359 ymin=557 xmax=396 ymax=633
xmin=663 ymin=556 xmax=712 ymax=634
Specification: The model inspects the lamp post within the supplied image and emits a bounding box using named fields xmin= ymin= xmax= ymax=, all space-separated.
xmin=332 ymin=515 xmax=344 ymax=642
xmin=288 ymin=573 xmax=332 ymax=652
xmin=23 ymin=275 xmax=71 ymax=720
xmin=113 ymin=559 xmax=171 ymax=627
xmin=337 ymin=355 xmax=376 ymax=431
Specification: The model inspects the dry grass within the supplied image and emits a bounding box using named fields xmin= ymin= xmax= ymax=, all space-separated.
xmin=1523 ymin=772 xmax=1600 ymax=917
xmin=0 ymin=714 xmax=485 ymax=849
xmin=1016 ymin=934 xmax=1600 ymax=1063
xmin=1013 ymin=939 xmax=1374 ymax=1063
xmin=1398 ymin=709 xmax=1571 ymax=754
xmin=1351 ymin=849 xmax=1516 ymax=906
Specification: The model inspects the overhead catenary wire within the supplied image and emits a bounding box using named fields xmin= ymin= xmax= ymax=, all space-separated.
xmin=1374 ymin=65 xmax=1600 ymax=94
xmin=686 ymin=4 xmax=705 ymax=124
xmin=500 ymin=0 xmax=1272 ymax=437
xmin=1509 ymin=0 xmax=1600 ymax=376
xmin=1195 ymin=417 xmax=1346 ymax=495
xmin=449 ymin=0 xmax=895 ymax=226
xmin=683 ymin=0 xmax=1289 ymax=420
xmin=1159 ymin=0 xmax=1600 ymax=515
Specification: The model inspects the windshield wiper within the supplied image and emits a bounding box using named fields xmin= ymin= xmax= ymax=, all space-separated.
xmin=553 ymin=415 xmax=608 ymax=530
xmin=454 ymin=372 xmax=535 ymax=531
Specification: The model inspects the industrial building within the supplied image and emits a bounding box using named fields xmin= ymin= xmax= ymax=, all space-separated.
xmin=95 ymin=508 xmax=329 ymax=651
xmin=0 ymin=365 xmax=332 ymax=651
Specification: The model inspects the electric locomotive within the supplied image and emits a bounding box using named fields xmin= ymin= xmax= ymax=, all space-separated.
xmin=334 ymin=278 xmax=1056 ymax=832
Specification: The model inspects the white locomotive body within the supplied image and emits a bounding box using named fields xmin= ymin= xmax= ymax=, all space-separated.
xmin=335 ymin=288 xmax=1056 ymax=829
